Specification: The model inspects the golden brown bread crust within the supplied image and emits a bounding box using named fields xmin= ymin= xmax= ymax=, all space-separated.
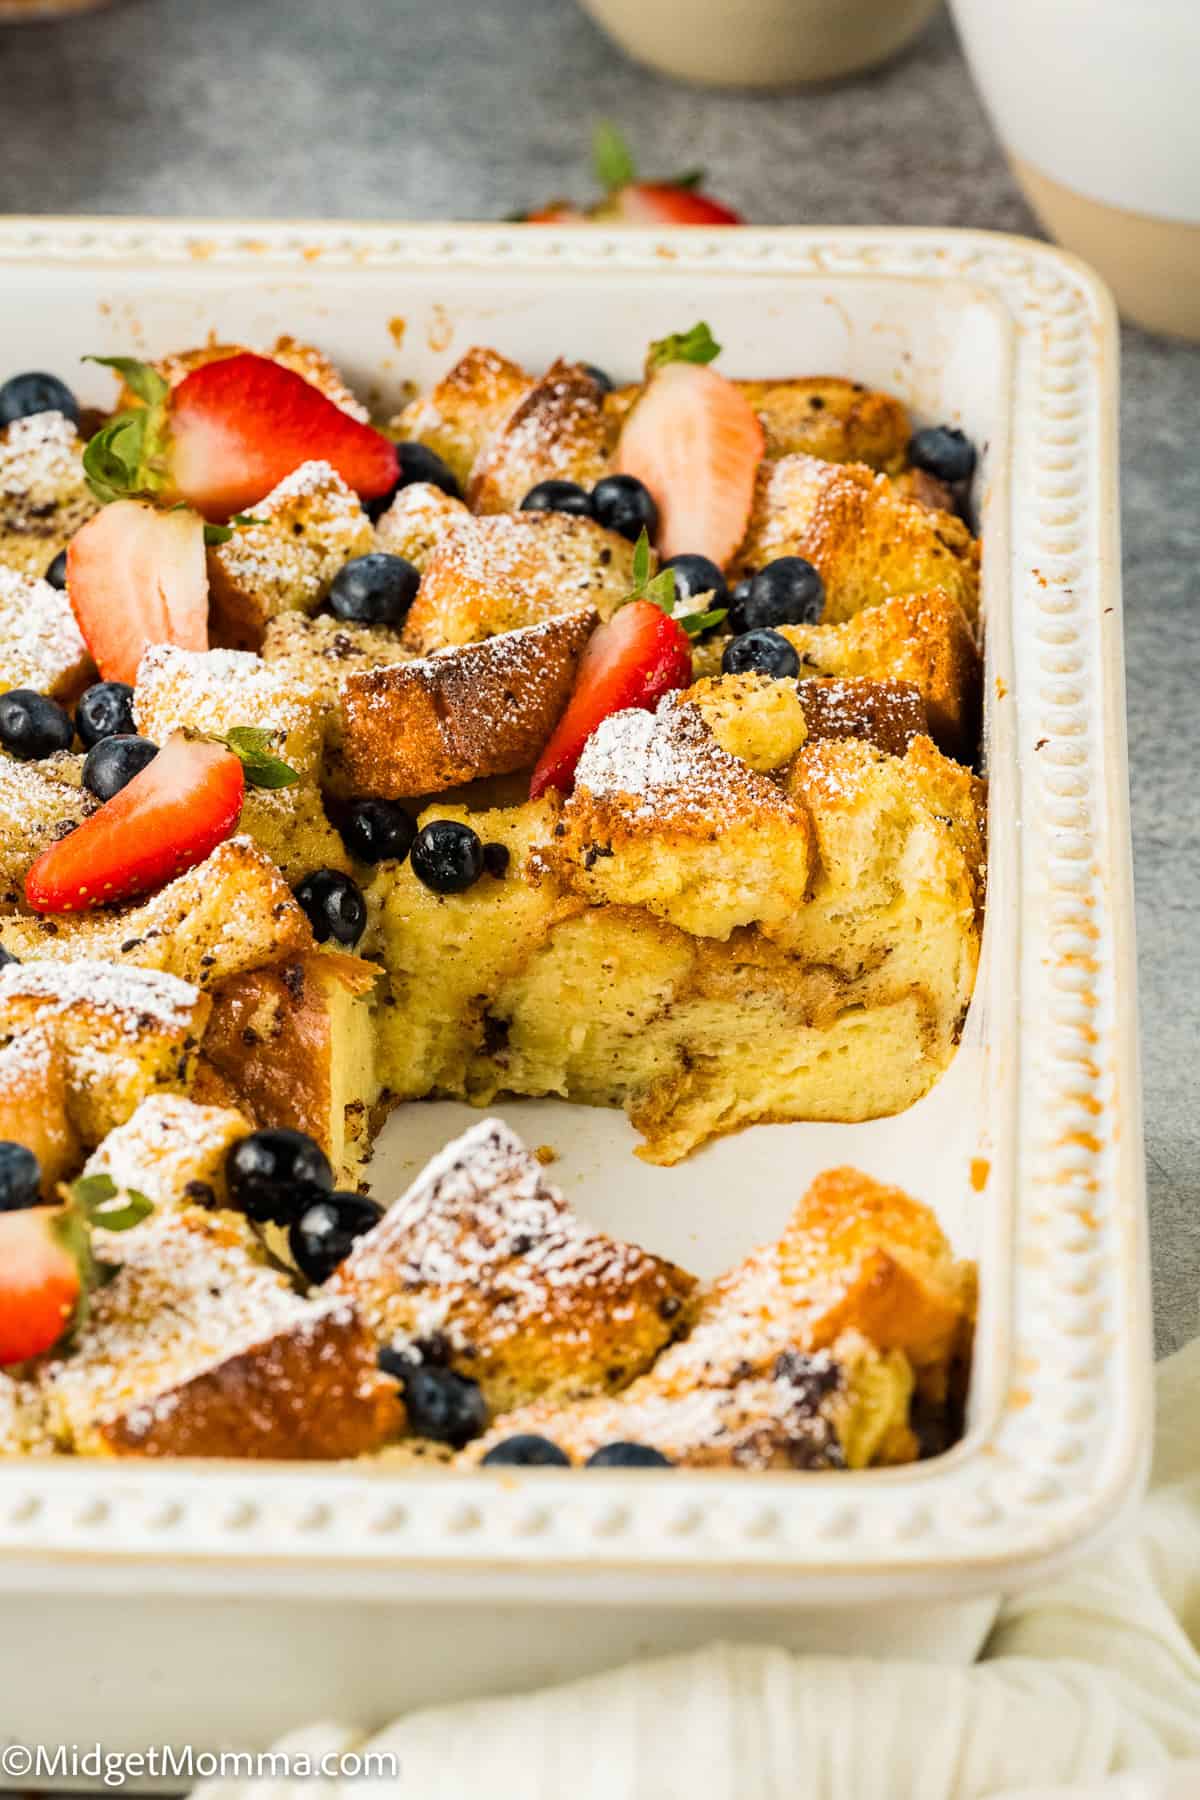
xmin=738 ymin=453 xmax=980 ymax=626
xmin=80 ymin=1093 xmax=250 ymax=1215
xmin=200 ymin=951 xmax=379 ymax=1184
xmin=780 ymin=588 xmax=981 ymax=761
xmin=401 ymin=509 xmax=636 ymax=653
xmin=740 ymin=376 xmax=911 ymax=469
xmin=206 ymin=460 xmax=374 ymax=650
xmin=340 ymin=609 xmax=596 ymax=798
xmin=260 ymin=611 xmax=408 ymax=698
xmin=97 ymin=1304 xmax=402 ymax=1460
xmin=0 ymin=961 xmax=211 ymax=1144
xmin=798 ymin=676 xmax=928 ymax=758
xmin=468 ymin=360 xmax=615 ymax=514
xmin=0 ymin=1027 xmax=80 ymax=1192
xmin=332 ymin=1117 xmax=697 ymax=1416
xmin=393 ymin=345 xmax=531 ymax=487
xmin=0 ymin=837 xmax=315 ymax=988
xmin=373 ymin=481 xmax=471 ymax=568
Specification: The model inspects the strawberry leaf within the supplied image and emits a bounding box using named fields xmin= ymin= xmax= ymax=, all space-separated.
xmin=646 ymin=322 xmax=721 ymax=374
xmin=676 ymin=605 xmax=728 ymax=639
xmin=51 ymin=1202 xmax=98 ymax=1343
xmin=631 ymin=527 xmax=652 ymax=592
xmin=71 ymin=1171 xmax=154 ymax=1232
xmin=220 ymin=726 xmax=301 ymax=790
xmin=620 ymin=528 xmax=677 ymax=615
xmin=642 ymin=568 xmax=678 ymax=614
xmin=202 ymin=523 xmax=234 ymax=546
xmin=668 ymin=168 xmax=706 ymax=191
xmin=81 ymin=411 xmax=150 ymax=505
xmin=84 ymin=355 xmax=169 ymax=410
xmin=593 ymin=121 xmax=637 ymax=193
xmin=230 ymin=513 xmax=267 ymax=527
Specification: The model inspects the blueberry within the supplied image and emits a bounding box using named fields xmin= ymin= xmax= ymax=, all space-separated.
xmin=410 ymin=820 xmax=485 ymax=895
xmin=0 ymin=945 xmax=18 ymax=968
xmin=367 ymin=441 xmax=461 ymax=520
xmin=661 ymin=553 xmax=728 ymax=608
xmin=481 ymin=841 xmax=510 ymax=879
xmin=721 ymin=628 xmax=802 ymax=681
xmin=328 ymin=553 xmax=420 ymax=628
xmin=520 ymin=479 xmax=596 ymax=520
xmin=82 ymin=734 xmax=157 ymax=803
xmin=0 ymin=689 xmax=73 ymax=761
xmin=75 ymin=681 xmax=136 ymax=749
xmin=226 ymin=1126 xmax=334 ymax=1225
xmin=294 ymin=868 xmax=368 ymax=946
xmin=44 ymin=549 xmax=68 ymax=591
xmin=290 ymin=1191 xmax=383 ymax=1284
xmin=728 ymin=557 xmax=823 ymax=633
xmin=378 ymin=1354 xmax=488 ymax=1448
xmin=908 ymin=425 xmax=976 ymax=487
xmin=0 ymin=372 xmax=79 ymax=429
xmin=480 ymin=1434 xmax=571 ymax=1468
xmin=591 ymin=474 xmax=659 ymax=543
xmin=0 ymin=1142 xmax=40 ymax=1212
xmin=339 ymin=798 xmax=416 ymax=866
xmin=585 ymin=1442 xmax=674 ymax=1468
xmin=581 ymin=363 xmax=614 ymax=394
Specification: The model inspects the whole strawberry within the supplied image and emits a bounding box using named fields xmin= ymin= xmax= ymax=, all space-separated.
xmin=522 ymin=124 xmax=742 ymax=226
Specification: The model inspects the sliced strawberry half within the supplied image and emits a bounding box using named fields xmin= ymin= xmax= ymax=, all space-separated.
xmin=25 ymin=733 xmax=245 ymax=913
xmin=616 ymin=358 xmax=764 ymax=567
xmin=0 ymin=1206 xmax=83 ymax=1365
xmin=530 ymin=599 xmax=692 ymax=799
xmin=67 ymin=498 xmax=208 ymax=685
xmin=601 ymin=184 xmax=741 ymax=225
xmin=167 ymin=352 xmax=399 ymax=520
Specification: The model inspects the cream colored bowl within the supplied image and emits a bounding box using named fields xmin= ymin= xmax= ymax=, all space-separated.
xmin=951 ymin=0 xmax=1200 ymax=338
xmin=577 ymin=0 xmax=939 ymax=88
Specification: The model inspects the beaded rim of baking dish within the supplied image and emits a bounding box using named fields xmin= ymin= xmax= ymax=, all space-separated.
xmin=0 ymin=224 xmax=1148 ymax=1600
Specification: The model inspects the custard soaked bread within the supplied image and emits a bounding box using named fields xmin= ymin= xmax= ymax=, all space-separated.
xmin=0 ymin=329 xmax=987 ymax=1469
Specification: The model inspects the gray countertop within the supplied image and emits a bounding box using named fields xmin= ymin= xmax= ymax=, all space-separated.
xmin=1 ymin=0 xmax=1196 ymax=1352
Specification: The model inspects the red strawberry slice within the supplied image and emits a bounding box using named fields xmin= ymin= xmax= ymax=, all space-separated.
xmin=167 ymin=352 xmax=399 ymax=520
xmin=525 ymin=202 xmax=588 ymax=224
xmin=25 ymin=733 xmax=245 ymax=913
xmin=0 ymin=1206 xmax=83 ymax=1365
xmin=602 ymin=184 xmax=741 ymax=225
xmin=530 ymin=599 xmax=692 ymax=799
xmin=67 ymin=499 xmax=208 ymax=686
xmin=616 ymin=360 xmax=764 ymax=567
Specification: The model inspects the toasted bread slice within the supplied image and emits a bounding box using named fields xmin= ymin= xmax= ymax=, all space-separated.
xmin=0 ymin=412 xmax=98 ymax=581
xmin=37 ymin=1207 xmax=402 ymax=1459
xmin=780 ymin=588 xmax=980 ymax=761
xmin=0 ymin=960 xmax=210 ymax=1144
xmin=683 ymin=671 xmax=809 ymax=772
xmin=117 ymin=336 xmax=370 ymax=422
xmin=545 ymin=694 xmax=813 ymax=939
xmin=469 ymin=1330 xmax=914 ymax=1470
xmin=0 ymin=1026 xmax=80 ymax=1192
xmin=392 ymin=345 xmax=532 ymax=487
xmin=798 ymin=676 xmax=927 ymax=758
xmin=260 ymin=610 xmax=408 ymax=703
xmin=401 ymin=510 xmax=637 ymax=653
xmin=0 ymin=837 xmax=314 ymax=987
xmin=468 ymin=360 xmax=615 ymax=514
xmin=333 ymin=1118 xmax=696 ymax=1417
xmin=739 ymin=453 xmax=980 ymax=627
xmin=239 ymin=780 xmax=353 ymax=883
xmin=79 ymin=1093 xmax=250 ymax=1215
xmin=740 ymin=376 xmax=911 ymax=470
xmin=373 ymin=480 xmax=471 ymax=568
xmin=206 ymin=460 xmax=374 ymax=650
xmin=134 ymin=644 xmax=328 ymax=779
xmin=0 ymin=567 xmax=92 ymax=700
xmin=0 ymin=751 xmax=94 ymax=910
xmin=340 ymin=609 xmax=596 ymax=798
xmin=201 ymin=951 xmax=380 ymax=1185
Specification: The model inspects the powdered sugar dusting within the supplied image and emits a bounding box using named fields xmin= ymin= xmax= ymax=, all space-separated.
xmin=573 ymin=696 xmax=790 ymax=826
xmin=0 ymin=566 xmax=90 ymax=696
xmin=0 ymin=959 xmax=202 ymax=1035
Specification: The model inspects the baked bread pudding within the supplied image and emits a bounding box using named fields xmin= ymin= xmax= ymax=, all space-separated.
xmin=0 ymin=334 xmax=984 ymax=1468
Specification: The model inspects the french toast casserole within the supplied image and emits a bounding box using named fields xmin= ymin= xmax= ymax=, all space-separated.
xmin=0 ymin=331 xmax=983 ymax=1471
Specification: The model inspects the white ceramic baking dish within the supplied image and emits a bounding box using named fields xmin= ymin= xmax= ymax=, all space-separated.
xmin=0 ymin=221 xmax=1147 ymax=1764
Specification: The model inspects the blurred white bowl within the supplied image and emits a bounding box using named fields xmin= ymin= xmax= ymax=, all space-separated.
xmin=950 ymin=0 xmax=1200 ymax=338
xmin=577 ymin=0 xmax=940 ymax=88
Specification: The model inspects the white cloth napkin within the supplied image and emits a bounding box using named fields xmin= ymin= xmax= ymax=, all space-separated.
xmin=195 ymin=1341 xmax=1200 ymax=1800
